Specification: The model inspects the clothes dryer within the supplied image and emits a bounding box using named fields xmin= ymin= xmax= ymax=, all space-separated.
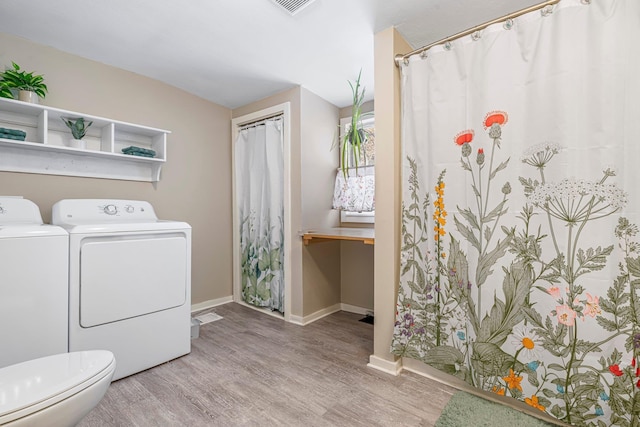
xmin=0 ymin=197 xmax=68 ymax=368
xmin=52 ymin=199 xmax=191 ymax=380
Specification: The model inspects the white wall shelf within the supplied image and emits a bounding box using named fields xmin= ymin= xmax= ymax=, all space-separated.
xmin=0 ymin=97 xmax=170 ymax=182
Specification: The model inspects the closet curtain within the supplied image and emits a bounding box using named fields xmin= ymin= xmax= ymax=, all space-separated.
xmin=235 ymin=118 xmax=284 ymax=313
xmin=391 ymin=1 xmax=640 ymax=425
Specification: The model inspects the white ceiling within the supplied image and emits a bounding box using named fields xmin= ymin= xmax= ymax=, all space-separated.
xmin=0 ymin=0 xmax=543 ymax=109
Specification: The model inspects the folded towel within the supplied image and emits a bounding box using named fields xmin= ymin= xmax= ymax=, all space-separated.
xmin=0 ymin=127 xmax=27 ymax=137
xmin=0 ymin=133 xmax=26 ymax=141
xmin=122 ymin=146 xmax=156 ymax=157
xmin=123 ymin=152 xmax=155 ymax=158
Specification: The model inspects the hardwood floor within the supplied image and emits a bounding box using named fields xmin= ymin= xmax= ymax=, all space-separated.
xmin=79 ymin=303 xmax=456 ymax=426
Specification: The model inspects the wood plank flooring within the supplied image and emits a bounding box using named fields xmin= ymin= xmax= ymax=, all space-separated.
xmin=79 ymin=303 xmax=456 ymax=426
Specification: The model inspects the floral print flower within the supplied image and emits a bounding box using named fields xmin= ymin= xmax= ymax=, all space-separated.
xmin=455 ymin=130 xmax=474 ymax=146
xmin=502 ymin=369 xmax=523 ymax=392
xmin=521 ymin=142 xmax=562 ymax=170
xmin=609 ymin=364 xmax=624 ymax=376
xmin=548 ymin=286 xmax=561 ymax=299
xmin=526 ymin=177 xmax=627 ymax=225
xmin=485 ymin=111 xmax=508 ymax=139
xmin=433 ymin=174 xmax=447 ymax=242
xmin=524 ymin=394 xmax=546 ymax=412
xmin=527 ymin=361 xmax=540 ymax=372
xmin=484 ymin=111 xmax=508 ymax=129
xmin=492 ymin=385 xmax=506 ymax=396
xmin=511 ymin=325 xmax=541 ymax=361
xmin=582 ymin=293 xmax=601 ymax=318
xmin=556 ymin=305 xmax=577 ymax=326
xmin=476 ymin=148 xmax=485 ymax=165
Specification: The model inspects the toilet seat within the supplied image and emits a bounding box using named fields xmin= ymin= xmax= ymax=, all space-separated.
xmin=0 ymin=350 xmax=115 ymax=425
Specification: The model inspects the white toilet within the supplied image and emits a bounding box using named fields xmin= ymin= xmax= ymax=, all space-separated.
xmin=0 ymin=350 xmax=116 ymax=427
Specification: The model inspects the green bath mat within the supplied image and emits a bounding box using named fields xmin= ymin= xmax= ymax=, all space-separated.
xmin=435 ymin=392 xmax=557 ymax=427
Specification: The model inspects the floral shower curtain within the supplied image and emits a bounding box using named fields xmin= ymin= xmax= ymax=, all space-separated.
xmin=391 ymin=0 xmax=640 ymax=425
xmin=235 ymin=118 xmax=284 ymax=313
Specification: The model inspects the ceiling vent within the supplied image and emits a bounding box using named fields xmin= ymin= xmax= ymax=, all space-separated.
xmin=271 ymin=0 xmax=316 ymax=15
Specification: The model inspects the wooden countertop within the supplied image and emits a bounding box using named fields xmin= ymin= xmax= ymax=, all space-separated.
xmin=301 ymin=227 xmax=374 ymax=245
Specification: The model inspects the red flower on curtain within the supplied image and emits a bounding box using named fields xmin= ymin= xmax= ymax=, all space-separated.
xmin=484 ymin=110 xmax=509 ymax=129
xmin=454 ymin=130 xmax=474 ymax=145
xmin=609 ymin=364 xmax=624 ymax=376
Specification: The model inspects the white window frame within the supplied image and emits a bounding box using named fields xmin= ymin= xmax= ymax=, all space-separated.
xmin=339 ymin=116 xmax=375 ymax=224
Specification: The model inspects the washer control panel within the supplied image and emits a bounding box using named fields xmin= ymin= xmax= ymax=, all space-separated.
xmin=0 ymin=197 xmax=44 ymax=224
xmin=52 ymin=199 xmax=158 ymax=224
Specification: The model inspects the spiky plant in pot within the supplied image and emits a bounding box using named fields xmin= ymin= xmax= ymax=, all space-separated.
xmin=62 ymin=117 xmax=93 ymax=140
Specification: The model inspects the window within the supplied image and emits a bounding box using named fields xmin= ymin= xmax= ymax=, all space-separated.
xmin=336 ymin=116 xmax=375 ymax=224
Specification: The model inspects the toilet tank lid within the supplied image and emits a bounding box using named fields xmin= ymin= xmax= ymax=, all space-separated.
xmin=0 ymin=350 xmax=115 ymax=417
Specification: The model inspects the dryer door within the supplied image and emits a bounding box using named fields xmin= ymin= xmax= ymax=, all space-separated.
xmin=79 ymin=235 xmax=187 ymax=327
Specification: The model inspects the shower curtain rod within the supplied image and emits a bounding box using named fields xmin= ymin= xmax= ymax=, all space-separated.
xmin=394 ymin=0 xmax=561 ymax=66
xmin=239 ymin=113 xmax=283 ymax=130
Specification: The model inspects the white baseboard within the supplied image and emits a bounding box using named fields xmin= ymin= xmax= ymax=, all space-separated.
xmin=367 ymin=355 xmax=402 ymax=376
xmin=340 ymin=303 xmax=372 ymax=315
xmin=288 ymin=315 xmax=304 ymax=325
xmin=191 ymin=295 xmax=233 ymax=314
xmin=289 ymin=303 xmax=342 ymax=326
xmin=202 ymin=299 xmax=370 ymax=326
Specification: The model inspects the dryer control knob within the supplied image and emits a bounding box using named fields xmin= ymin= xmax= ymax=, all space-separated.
xmin=103 ymin=204 xmax=118 ymax=215
xmin=125 ymin=205 xmax=134 ymax=213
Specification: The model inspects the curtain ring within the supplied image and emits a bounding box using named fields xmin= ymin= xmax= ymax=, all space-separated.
xmin=541 ymin=5 xmax=554 ymax=16
xmin=444 ymin=41 xmax=452 ymax=51
xmin=420 ymin=50 xmax=427 ymax=59
xmin=503 ymin=19 xmax=514 ymax=30
xmin=581 ymin=0 xmax=591 ymax=4
xmin=471 ymin=31 xmax=482 ymax=41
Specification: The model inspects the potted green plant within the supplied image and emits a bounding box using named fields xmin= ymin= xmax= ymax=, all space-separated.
xmin=62 ymin=117 xmax=93 ymax=149
xmin=340 ymin=70 xmax=371 ymax=177
xmin=1 ymin=62 xmax=48 ymax=103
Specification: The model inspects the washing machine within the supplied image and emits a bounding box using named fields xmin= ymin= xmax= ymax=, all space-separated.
xmin=52 ymin=199 xmax=191 ymax=381
xmin=0 ymin=197 xmax=68 ymax=368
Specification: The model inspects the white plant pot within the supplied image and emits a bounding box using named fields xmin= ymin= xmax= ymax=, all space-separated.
xmin=68 ymin=139 xmax=86 ymax=149
xmin=18 ymin=90 xmax=39 ymax=104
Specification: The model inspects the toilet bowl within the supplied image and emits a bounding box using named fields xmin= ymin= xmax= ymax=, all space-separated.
xmin=0 ymin=350 xmax=116 ymax=427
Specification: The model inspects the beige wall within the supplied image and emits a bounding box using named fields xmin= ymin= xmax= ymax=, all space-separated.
xmin=338 ymin=100 xmax=375 ymax=312
xmin=300 ymin=88 xmax=340 ymax=316
xmin=340 ymin=241 xmax=374 ymax=310
xmin=372 ymin=28 xmax=411 ymax=364
xmin=0 ymin=33 xmax=232 ymax=306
